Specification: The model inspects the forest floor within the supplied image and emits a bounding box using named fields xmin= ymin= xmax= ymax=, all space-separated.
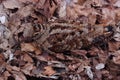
xmin=0 ymin=0 xmax=120 ymax=80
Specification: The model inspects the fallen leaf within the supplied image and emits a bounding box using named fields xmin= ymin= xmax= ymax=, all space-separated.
xmin=108 ymin=41 xmax=120 ymax=51
xmin=35 ymin=0 xmax=46 ymax=8
xmin=71 ymin=50 xmax=87 ymax=55
xmin=115 ymin=8 xmax=120 ymax=22
xmin=88 ymin=47 xmax=99 ymax=56
xmin=55 ymin=53 xmax=65 ymax=60
xmin=21 ymin=63 xmax=34 ymax=75
xmin=85 ymin=66 xmax=93 ymax=80
xmin=58 ymin=0 xmax=67 ymax=18
xmin=77 ymin=0 xmax=87 ymax=5
xmin=8 ymin=53 xmax=14 ymax=61
xmin=66 ymin=5 xmax=79 ymax=19
xmin=0 ymin=24 xmax=11 ymax=39
xmin=95 ymin=63 xmax=105 ymax=70
xmin=112 ymin=50 xmax=120 ymax=65
xmin=18 ymin=5 xmax=33 ymax=17
xmin=3 ymin=49 xmax=13 ymax=60
xmin=21 ymin=23 xmax=34 ymax=38
xmin=114 ymin=33 xmax=120 ymax=41
xmin=68 ymin=63 xmax=81 ymax=71
xmin=6 ymin=65 xmax=20 ymax=72
xmin=11 ymin=66 xmax=20 ymax=71
xmin=88 ymin=13 xmax=97 ymax=25
xmin=13 ymin=71 xmax=27 ymax=80
xmin=0 ymin=77 xmax=4 ymax=80
xmin=43 ymin=66 xmax=56 ymax=76
xmin=113 ymin=0 xmax=120 ymax=7
xmin=3 ymin=0 xmax=22 ymax=9
xmin=34 ymin=0 xmax=57 ymax=18
xmin=35 ymin=48 xmax=42 ymax=55
xmin=113 ymin=26 xmax=120 ymax=41
xmin=8 ymin=14 xmax=22 ymax=33
xmin=18 ymin=0 xmax=39 ymax=3
xmin=23 ymin=54 xmax=33 ymax=63
xmin=0 ymin=16 xmax=6 ymax=24
xmin=3 ymin=71 xmax=11 ymax=80
xmin=91 ymin=0 xmax=109 ymax=7
xmin=21 ymin=43 xmax=36 ymax=52
xmin=49 ymin=0 xmax=58 ymax=17
xmin=101 ymin=7 xmax=116 ymax=25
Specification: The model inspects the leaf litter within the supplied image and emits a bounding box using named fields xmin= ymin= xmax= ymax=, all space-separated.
xmin=0 ymin=0 xmax=120 ymax=80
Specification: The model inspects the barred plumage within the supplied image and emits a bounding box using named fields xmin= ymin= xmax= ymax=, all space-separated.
xmin=33 ymin=22 xmax=106 ymax=53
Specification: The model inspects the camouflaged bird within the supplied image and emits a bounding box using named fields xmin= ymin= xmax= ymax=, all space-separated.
xmin=33 ymin=22 xmax=109 ymax=53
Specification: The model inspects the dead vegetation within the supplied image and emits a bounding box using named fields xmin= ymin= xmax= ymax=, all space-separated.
xmin=0 ymin=0 xmax=120 ymax=80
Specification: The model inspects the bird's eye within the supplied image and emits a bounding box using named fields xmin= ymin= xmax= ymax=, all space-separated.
xmin=33 ymin=23 xmax=42 ymax=32
xmin=79 ymin=30 xmax=83 ymax=34
xmin=104 ymin=25 xmax=114 ymax=32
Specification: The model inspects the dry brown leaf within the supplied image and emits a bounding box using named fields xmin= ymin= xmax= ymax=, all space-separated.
xmin=36 ymin=54 xmax=52 ymax=61
xmin=18 ymin=0 xmax=39 ymax=3
xmin=18 ymin=5 xmax=33 ymax=17
xmin=88 ymin=47 xmax=99 ymax=56
xmin=71 ymin=50 xmax=87 ymax=55
xmin=31 ymin=67 xmax=40 ymax=75
xmin=23 ymin=54 xmax=33 ymax=63
xmin=114 ymin=0 xmax=120 ymax=7
xmin=91 ymin=0 xmax=109 ymax=7
xmin=11 ymin=66 xmax=20 ymax=71
xmin=12 ymin=71 xmax=27 ymax=80
xmin=0 ymin=4 xmax=8 ymax=25
xmin=3 ymin=71 xmax=11 ymax=80
xmin=66 ymin=6 xmax=79 ymax=19
xmin=21 ymin=43 xmax=36 ymax=52
xmin=68 ymin=63 xmax=82 ymax=71
xmin=0 ymin=25 xmax=11 ymax=50
xmin=115 ymin=8 xmax=120 ymax=22
xmin=21 ymin=63 xmax=34 ymax=75
xmin=34 ymin=0 xmax=57 ymax=18
xmin=65 ymin=1 xmax=87 ymax=19
xmin=3 ymin=0 xmax=22 ymax=9
xmin=21 ymin=23 xmax=34 ymax=38
xmin=113 ymin=26 xmax=120 ymax=41
xmin=6 ymin=65 xmax=20 ymax=72
xmin=85 ymin=66 xmax=93 ymax=80
xmin=101 ymin=7 xmax=116 ymax=25
xmin=77 ymin=0 xmax=87 ymax=5
xmin=77 ymin=63 xmax=86 ymax=73
xmin=108 ymin=41 xmax=120 ymax=51
xmin=0 ymin=77 xmax=4 ymax=80
xmin=72 ymin=4 xmax=88 ymax=15
xmin=9 ymin=14 xmax=22 ymax=33
xmin=0 ymin=54 xmax=5 ymax=62
xmin=110 ymin=0 xmax=117 ymax=3
xmin=6 ymin=65 xmax=12 ymax=72
xmin=35 ymin=48 xmax=42 ymax=55
xmin=55 ymin=53 xmax=65 ymax=60
xmin=43 ymin=66 xmax=56 ymax=76
xmin=0 ymin=54 xmax=6 ymax=74
xmin=0 ymin=15 xmax=6 ymax=24
xmin=66 ymin=3 xmax=98 ymax=20
xmin=35 ymin=0 xmax=46 ymax=8
xmin=92 ymin=0 xmax=103 ymax=6
xmin=95 ymin=63 xmax=105 ymax=70
xmin=58 ymin=0 xmax=67 ymax=18
xmin=49 ymin=0 xmax=58 ymax=17
xmin=21 ymin=42 xmax=42 ymax=55
xmin=112 ymin=50 xmax=120 ymax=65
xmin=88 ymin=13 xmax=97 ymax=25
